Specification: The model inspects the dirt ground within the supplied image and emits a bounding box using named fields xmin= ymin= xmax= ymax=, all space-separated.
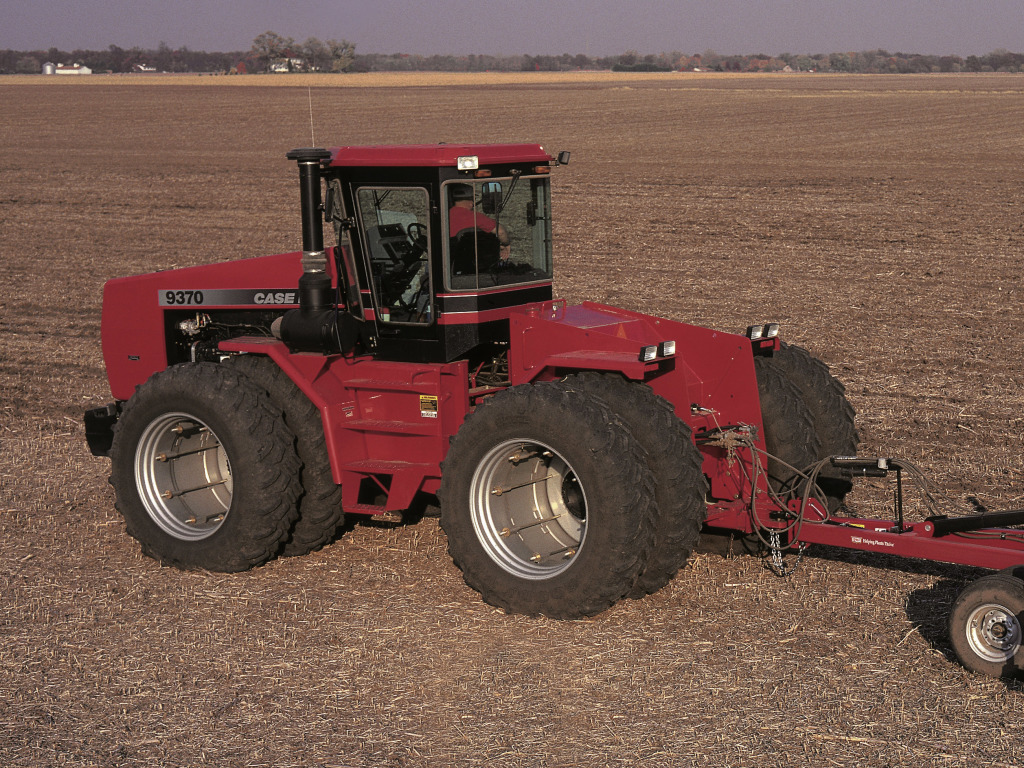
xmin=2 ymin=72 xmax=1023 ymax=767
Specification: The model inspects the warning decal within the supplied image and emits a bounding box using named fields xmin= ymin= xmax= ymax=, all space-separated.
xmin=419 ymin=395 xmax=439 ymax=418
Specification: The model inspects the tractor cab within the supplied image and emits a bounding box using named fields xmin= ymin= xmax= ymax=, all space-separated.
xmin=319 ymin=144 xmax=562 ymax=366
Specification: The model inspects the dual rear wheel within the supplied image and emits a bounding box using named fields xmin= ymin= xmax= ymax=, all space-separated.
xmin=439 ymin=378 xmax=708 ymax=619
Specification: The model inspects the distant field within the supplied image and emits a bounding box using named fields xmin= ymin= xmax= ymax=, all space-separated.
xmin=5 ymin=70 xmax=699 ymax=87
xmin=2 ymin=73 xmax=1023 ymax=767
xmin=9 ymin=69 xmax=1024 ymax=88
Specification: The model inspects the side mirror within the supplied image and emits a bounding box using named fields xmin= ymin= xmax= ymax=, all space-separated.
xmin=556 ymin=150 xmax=571 ymax=166
xmin=323 ymin=184 xmax=336 ymax=223
xmin=480 ymin=181 xmax=502 ymax=215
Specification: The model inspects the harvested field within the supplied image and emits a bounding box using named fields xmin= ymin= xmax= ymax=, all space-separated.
xmin=2 ymin=72 xmax=1023 ymax=766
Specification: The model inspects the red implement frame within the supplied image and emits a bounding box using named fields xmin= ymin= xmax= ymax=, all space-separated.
xmin=703 ymin=454 xmax=1024 ymax=571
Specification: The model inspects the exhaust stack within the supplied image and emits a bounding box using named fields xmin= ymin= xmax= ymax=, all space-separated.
xmin=288 ymin=147 xmax=333 ymax=311
xmin=276 ymin=148 xmax=345 ymax=354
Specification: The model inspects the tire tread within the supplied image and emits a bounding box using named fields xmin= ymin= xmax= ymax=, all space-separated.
xmin=110 ymin=363 xmax=301 ymax=571
xmin=439 ymin=382 xmax=656 ymax=618
xmin=226 ymin=355 xmax=344 ymax=557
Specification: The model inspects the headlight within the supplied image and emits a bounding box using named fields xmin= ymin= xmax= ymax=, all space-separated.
xmin=639 ymin=345 xmax=658 ymax=362
xmin=457 ymin=155 xmax=479 ymax=171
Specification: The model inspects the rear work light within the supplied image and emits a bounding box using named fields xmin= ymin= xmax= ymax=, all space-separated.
xmin=745 ymin=323 xmax=780 ymax=340
xmin=457 ymin=156 xmax=479 ymax=171
xmin=639 ymin=341 xmax=677 ymax=362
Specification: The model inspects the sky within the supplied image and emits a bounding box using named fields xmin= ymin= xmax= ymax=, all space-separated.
xmin=3 ymin=0 xmax=1022 ymax=56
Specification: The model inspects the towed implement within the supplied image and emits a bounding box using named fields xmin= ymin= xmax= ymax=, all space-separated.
xmin=85 ymin=144 xmax=1024 ymax=679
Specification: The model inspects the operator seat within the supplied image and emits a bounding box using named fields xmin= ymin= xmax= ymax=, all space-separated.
xmin=450 ymin=229 xmax=502 ymax=284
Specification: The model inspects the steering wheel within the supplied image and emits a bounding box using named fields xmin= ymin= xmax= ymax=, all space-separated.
xmin=407 ymin=222 xmax=427 ymax=247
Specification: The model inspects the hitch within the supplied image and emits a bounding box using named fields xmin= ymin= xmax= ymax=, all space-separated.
xmin=831 ymin=456 xmax=907 ymax=532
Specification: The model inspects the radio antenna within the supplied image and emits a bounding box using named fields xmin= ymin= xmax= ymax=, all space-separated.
xmin=307 ymin=87 xmax=316 ymax=145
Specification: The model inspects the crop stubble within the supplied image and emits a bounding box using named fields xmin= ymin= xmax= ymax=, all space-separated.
xmin=1 ymin=73 xmax=1023 ymax=767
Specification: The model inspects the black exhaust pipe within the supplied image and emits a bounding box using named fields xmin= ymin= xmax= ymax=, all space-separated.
xmin=276 ymin=147 xmax=344 ymax=353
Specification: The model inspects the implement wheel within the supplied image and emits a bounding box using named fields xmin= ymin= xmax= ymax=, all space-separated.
xmin=109 ymin=363 xmax=301 ymax=571
xmin=566 ymin=373 xmax=707 ymax=598
xmin=226 ymin=355 xmax=344 ymax=556
xmin=949 ymin=571 xmax=1024 ymax=679
xmin=439 ymin=382 xmax=656 ymax=618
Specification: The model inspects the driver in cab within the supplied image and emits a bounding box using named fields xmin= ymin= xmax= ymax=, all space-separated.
xmin=448 ymin=183 xmax=511 ymax=264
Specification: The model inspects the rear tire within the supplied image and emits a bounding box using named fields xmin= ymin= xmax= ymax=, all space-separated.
xmin=771 ymin=343 xmax=858 ymax=509
xmin=439 ymin=382 xmax=656 ymax=618
xmin=949 ymin=572 xmax=1024 ymax=679
xmin=109 ymin=363 xmax=301 ymax=571
xmin=225 ymin=355 xmax=344 ymax=556
xmin=566 ymin=373 xmax=708 ymax=598
xmin=754 ymin=357 xmax=822 ymax=497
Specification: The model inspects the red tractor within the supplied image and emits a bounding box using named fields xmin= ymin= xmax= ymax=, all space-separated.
xmin=86 ymin=144 xmax=1024 ymax=679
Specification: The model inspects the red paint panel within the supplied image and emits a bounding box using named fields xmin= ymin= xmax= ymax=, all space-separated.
xmin=102 ymin=251 xmax=310 ymax=399
xmin=220 ymin=338 xmax=469 ymax=506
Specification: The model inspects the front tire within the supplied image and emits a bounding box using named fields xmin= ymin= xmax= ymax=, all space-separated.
xmin=109 ymin=363 xmax=301 ymax=571
xmin=439 ymin=382 xmax=656 ymax=618
xmin=949 ymin=571 xmax=1024 ymax=679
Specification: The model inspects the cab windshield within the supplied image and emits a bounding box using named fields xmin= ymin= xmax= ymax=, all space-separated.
xmin=444 ymin=176 xmax=553 ymax=291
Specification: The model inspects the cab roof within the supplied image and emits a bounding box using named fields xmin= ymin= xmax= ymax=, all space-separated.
xmin=326 ymin=143 xmax=551 ymax=168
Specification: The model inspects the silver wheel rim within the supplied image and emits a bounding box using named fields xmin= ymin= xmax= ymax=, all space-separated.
xmin=134 ymin=412 xmax=233 ymax=541
xmin=965 ymin=602 xmax=1021 ymax=663
xmin=469 ymin=438 xmax=587 ymax=580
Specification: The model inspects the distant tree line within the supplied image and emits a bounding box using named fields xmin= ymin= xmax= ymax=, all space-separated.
xmin=0 ymin=32 xmax=355 ymax=75
xmin=0 ymin=43 xmax=244 ymax=74
xmin=697 ymin=48 xmax=1024 ymax=74
xmin=2 ymin=37 xmax=1022 ymax=75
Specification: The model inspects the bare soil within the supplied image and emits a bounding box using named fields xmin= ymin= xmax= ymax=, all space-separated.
xmin=2 ymin=73 xmax=1023 ymax=767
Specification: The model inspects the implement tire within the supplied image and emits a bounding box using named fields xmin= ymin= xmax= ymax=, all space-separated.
xmin=949 ymin=572 xmax=1024 ymax=679
xmin=772 ymin=343 xmax=858 ymax=509
xmin=109 ymin=363 xmax=301 ymax=571
xmin=566 ymin=373 xmax=707 ymax=598
xmin=226 ymin=355 xmax=344 ymax=556
xmin=754 ymin=357 xmax=822 ymax=497
xmin=439 ymin=381 xmax=656 ymax=619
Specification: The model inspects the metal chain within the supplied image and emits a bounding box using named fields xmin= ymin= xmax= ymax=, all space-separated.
xmin=767 ymin=530 xmax=807 ymax=577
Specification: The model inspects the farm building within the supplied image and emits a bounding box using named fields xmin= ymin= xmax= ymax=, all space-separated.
xmin=51 ymin=63 xmax=92 ymax=75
